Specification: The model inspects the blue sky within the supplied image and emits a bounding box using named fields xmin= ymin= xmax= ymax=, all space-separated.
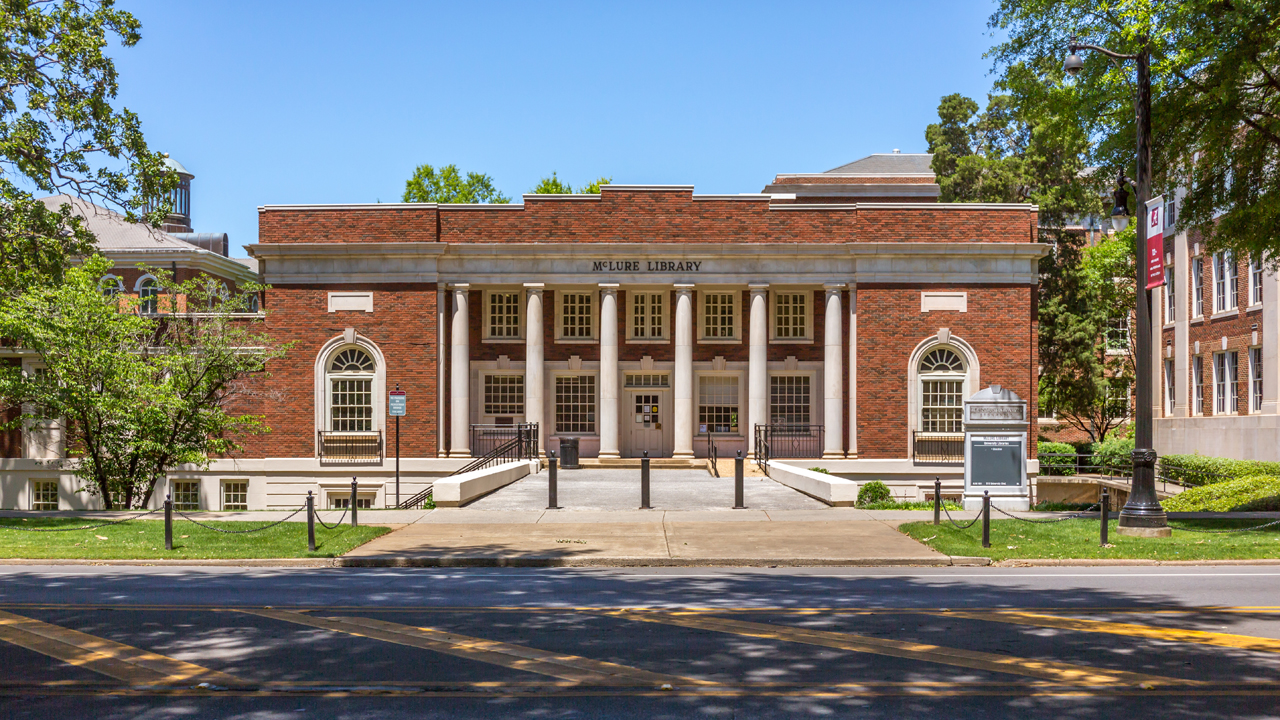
xmin=111 ymin=1 xmax=1002 ymax=256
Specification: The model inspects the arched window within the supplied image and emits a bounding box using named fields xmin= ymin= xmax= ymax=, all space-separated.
xmin=99 ymin=275 xmax=123 ymax=298
xmin=918 ymin=347 xmax=966 ymax=433
xmin=327 ymin=347 xmax=375 ymax=432
xmin=138 ymin=276 xmax=159 ymax=314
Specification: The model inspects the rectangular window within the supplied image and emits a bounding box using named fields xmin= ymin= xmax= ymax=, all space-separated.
xmin=31 ymin=480 xmax=57 ymax=511
xmin=1193 ymin=356 xmax=1205 ymax=415
xmin=769 ymin=375 xmax=810 ymax=427
xmin=921 ymin=379 xmax=964 ymax=433
xmin=624 ymin=373 xmax=669 ymax=388
xmin=631 ymin=292 xmax=665 ymax=339
xmin=703 ymin=293 xmax=736 ymax=339
xmin=1164 ymin=359 xmax=1176 ymax=415
xmin=1230 ymin=350 xmax=1240 ymax=413
xmin=331 ymin=379 xmax=373 ymax=432
xmin=698 ymin=376 xmax=739 ymax=434
xmin=332 ymin=495 xmax=373 ymax=509
xmin=561 ymin=293 xmax=593 ymax=338
xmin=1214 ymin=252 xmax=1227 ymax=312
xmin=172 ymin=481 xmax=200 ymax=511
xmin=1104 ymin=318 xmax=1128 ymax=351
xmin=488 ymin=292 xmax=520 ymax=339
xmin=1193 ymin=257 xmax=1204 ymax=317
xmin=1214 ymin=351 xmax=1239 ymax=414
xmin=774 ymin=293 xmax=807 ymax=339
xmin=222 ymin=481 xmax=248 ymax=511
xmin=1164 ymin=267 xmax=1175 ymax=323
xmin=1165 ymin=197 xmax=1177 ymax=226
xmin=1251 ymin=257 xmax=1264 ymax=306
xmin=555 ymin=375 xmax=596 ymax=433
xmin=1251 ymin=347 xmax=1264 ymax=412
xmin=1230 ymin=252 xmax=1240 ymax=309
xmin=483 ymin=375 xmax=524 ymax=416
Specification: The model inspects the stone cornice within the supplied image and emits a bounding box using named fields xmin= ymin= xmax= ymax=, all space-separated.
xmin=97 ymin=248 xmax=259 ymax=284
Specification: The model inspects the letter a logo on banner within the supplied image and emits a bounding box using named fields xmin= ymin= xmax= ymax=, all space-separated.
xmin=1145 ymin=196 xmax=1165 ymax=290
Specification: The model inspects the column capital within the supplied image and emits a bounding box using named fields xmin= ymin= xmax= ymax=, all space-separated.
xmin=749 ymin=284 xmax=769 ymax=296
xmin=598 ymin=283 xmax=619 ymax=295
xmin=674 ymin=283 xmax=695 ymax=295
xmin=524 ymin=282 xmax=544 ymax=296
xmin=823 ymin=283 xmax=848 ymax=292
xmin=449 ymin=283 xmax=471 ymax=290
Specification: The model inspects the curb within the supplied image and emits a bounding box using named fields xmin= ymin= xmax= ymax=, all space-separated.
xmin=993 ymin=558 xmax=1280 ymax=567
xmin=332 ymin=556 xmax=956 ymax=568
xmin=0 ymin=558 xmax=338 ymax=567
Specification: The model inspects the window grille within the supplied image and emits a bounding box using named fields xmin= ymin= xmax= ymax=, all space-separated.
xmin=330 ymin=348 xmax=374 ymax=373
xmin=1193 ymin=258 xmax=1204 ymax=317
xmin=484 ymin=375 xmax=524 ymax=415
xmin=703 ymin=293 xmax=736 ymax=338
xmin=624 ymin=374 xmax=669 ymax=388
xmin=920 ymin=348 xmax=964 ymax=373
xmin=775 ymin=293 xmax=807 ymax=338
xmin=172 ymin=481 xmax=200 ymax=511
xmin=555 ymin=375 xmax=596 ymax=433
xmin=561 ymin=293 xmax=593 ymax=338
xmin=488 ymin=292 xmax=520 ymax=338
xmin=331 ymin=379 xmax=373 ymax=432
xmin=31 ymin=480 xmax=57 ymax=511
xmin=769 ymin=375 xmax=810 ymax=426
xmin=631 ymin=292 xmax=664 ymax=339
xmin=222 ymin=481 xmax=248 ymax=511
xmin=1193 ymin=356 xmax=1205 ymax=415
xmin=921 ymin=380 xmax=964 ymax=433
xmin=1251 ymin=348 xmax=1264 ymax=412
xmin=698 ymin=376 xmax=739 ymax=433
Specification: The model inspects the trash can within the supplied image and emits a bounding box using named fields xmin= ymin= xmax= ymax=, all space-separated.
xmin=559 ymin=437 xmax=580 ymax=469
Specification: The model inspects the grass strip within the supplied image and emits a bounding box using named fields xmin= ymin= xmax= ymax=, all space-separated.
xmin=900 ymin=518 xmax=1280 ymax=561
xmin=0 ymin=518 xmax=389 ymax=559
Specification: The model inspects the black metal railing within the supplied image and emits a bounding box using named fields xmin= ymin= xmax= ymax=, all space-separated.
xmin=395 ymin=424 xmax=539 ymax=510
xmin=471 ymin=423 xmax=539 ymax=458
xmin=1036 ymin=452 xmax=1193 ymax=496
xmin=706 ymin=433 xmax=736 ymax=477
xmin=317 ymin=430 xmax=383 ymax=463
xmin=754 ymin=424 xmax=823 ymax=465
xmin=754 ymin=424 xmax=770 ymax=475
xmin=394 ymin=482 xmax=434 ymax=510
xmin=912 ymin=431 xmax=964 ymax=465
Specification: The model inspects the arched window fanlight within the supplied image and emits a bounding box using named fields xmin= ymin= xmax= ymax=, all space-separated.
xmin=139 ymin=277 xmax=159 ymax=314
xmin=919 ymin=348 xmax=965 ymax=373
xmin=99 ymin=275 xmax=123 ymax=297
xmin=329 ymin=348 xmax=375 ymax=373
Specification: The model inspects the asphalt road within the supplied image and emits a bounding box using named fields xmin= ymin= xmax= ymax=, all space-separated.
xmin=2 ymin=565 xmax=1279 ymax=718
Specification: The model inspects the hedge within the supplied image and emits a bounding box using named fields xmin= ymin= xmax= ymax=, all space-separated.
xmin=1162 ymin=476 xmax=1280 ymax=512
xmin=1091 ymin=437 xmax=1134 ymax=471
xmin=1037 ymin=442 xmax=1077 ymax=476
xmin=1159 ymin=455 xmax=1280 ymax=487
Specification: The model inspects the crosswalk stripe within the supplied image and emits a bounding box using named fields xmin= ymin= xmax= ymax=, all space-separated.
xmin=0 ymin=609 xmax=242 ymax=686
xmin=241 ymin=609 xmax=701 ymax=687
xmin=934 ymin=610 xmax=1280 ymax=653
xmin=605 ymin=611 xmax=1201 ymax=687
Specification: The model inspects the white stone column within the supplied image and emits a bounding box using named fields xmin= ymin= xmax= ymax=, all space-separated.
xmin=848 ymin=286 xmax=858 ymax=457
xmin=524 ymin=284 xmax=546 ymax=456
xmin=437 ymin=287 xmax=447 ymax=457
xmin=1263 ymin=266 xmax=1278 ymax=415
xmin=598 ymin=284 xmax=620 ymax=458
xmin=748 ymin=285 xmax=769 ymax=458
xmin=673 ymin=284 xmax=695 ymax=458
xmin=823 ymin=284 xmax=845 ymax=458
xmin=449 ymin=284 xmax=471 ymax=457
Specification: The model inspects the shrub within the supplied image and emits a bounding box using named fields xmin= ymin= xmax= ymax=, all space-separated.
xmin=809 ymin=467 xmax=831 ymax=475
xmin=1160 ymin=454 xmax=1280 ymax=487
xmin=856 ymin=481 xmax=892 ymax=507
xmin=1037 ymin=442 xmax=1077 ymax=476
xmin=1091 ymin=436 xmax=1134 ymax=471
xmin=1162 ymin=476 xmax=1280 ymax=512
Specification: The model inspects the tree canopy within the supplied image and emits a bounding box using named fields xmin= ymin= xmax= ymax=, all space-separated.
xmin=0 ymin=0 xmax=175 ymax=294
xmin=402 ymin=164 xmax=510 ymax=204
xmin=528 ymin=173 xmax=612 ymax=194
xmin=988 ymin=0 xmax=1280 ymax=262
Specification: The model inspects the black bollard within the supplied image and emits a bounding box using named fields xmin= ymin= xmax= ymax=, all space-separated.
xmin=548 ymin=451 xmax=560 ymax=509
xmin=164 ymin=493 xmax=173 ymax=551
xmin=1100 ymin=488 xmax=1110 ymax=546
xmin=933 ymin=477 xmax=941 ymax=526
xmin=733 ymin=450 xmax=745 ymax=509
xmin=307 ymin=491 xmax=316 ymax=552
xmin=640 ymin=451 xmax=651 ymax=509
xmin=981 ymin=491 xmax=991 ymax=548
xmin=350 ymin=477 xmax=358 ymax=527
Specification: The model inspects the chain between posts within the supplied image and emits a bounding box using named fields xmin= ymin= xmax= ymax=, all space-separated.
xmin=313 ymin=508 xmax=348 ymax=530
xmin=990 ymin=503 xmax=1101 ymax=524
xmin=173 ymin=505 xmax=306 ymax=534
xmin=940 ymin=502 xmax=982 ymax=530
xmin=0 ymin=508 xmax=160 ymax=532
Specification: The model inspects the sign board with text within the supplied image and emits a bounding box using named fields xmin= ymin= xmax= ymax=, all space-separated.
xmin=389 ymin=391 xmax=406 ymax=417
xmin=1145 ymin=195 xmax=1165 ymax=290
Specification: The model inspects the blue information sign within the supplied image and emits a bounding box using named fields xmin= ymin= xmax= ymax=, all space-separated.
xmin=389 ymin=391 xmax=407 ymax=417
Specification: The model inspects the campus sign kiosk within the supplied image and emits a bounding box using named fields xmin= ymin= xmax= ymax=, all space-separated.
xmin=963 ymin=385 xmax=1030 ymax=511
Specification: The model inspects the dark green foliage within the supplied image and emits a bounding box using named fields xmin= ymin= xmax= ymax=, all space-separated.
xmin=1162 ymin=476 xmax=1280 ymax=512
xmin=856 ymin=481 xmax=892 ymax=507
xmin=1090 ymin=436 xmax=1135 ymax=471
xmin=808 ymin=467 xmax=831 ymax=475
xmin=1037 ymin=441 xmax=1077 ymax=476
xmin=529 ymin=173 xmax=612 ymax=194
xmin=402 ymin=164 xmax=510 ymax=204
xmin=1161 ymin=455 xmax=1280 ymax=487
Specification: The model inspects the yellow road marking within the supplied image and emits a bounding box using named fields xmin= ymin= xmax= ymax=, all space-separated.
xmin=936 ymin=610 xmax=1280 ymax=653
xmin=606 ymin=611 xmax=1200 ymax=687
xmin=0 ymin=609 xmax=241 ymax=686
xmin=241 ymin=609 xmax=702 ymax=687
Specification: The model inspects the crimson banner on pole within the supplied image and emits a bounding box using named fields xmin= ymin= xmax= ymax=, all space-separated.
xmin=1145 ymin=196 xmax=1165 ymax=290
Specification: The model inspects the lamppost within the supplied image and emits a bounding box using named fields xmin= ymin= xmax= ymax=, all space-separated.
xmin=1065 ymin=36 xmax=1171 ymax=537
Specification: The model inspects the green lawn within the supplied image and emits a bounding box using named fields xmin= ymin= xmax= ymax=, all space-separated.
xmin=900 ymin=518 xmax=1280 ymax=561
xmin=0 ymin=518 xmax=389 ymax=559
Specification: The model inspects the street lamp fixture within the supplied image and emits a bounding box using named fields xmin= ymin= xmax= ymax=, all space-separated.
xmin=1064 ymin=34 xmax=1171 ymax=537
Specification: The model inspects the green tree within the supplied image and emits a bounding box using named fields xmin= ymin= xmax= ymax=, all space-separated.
xmin=402 ymin=164 xmax=510 ymax=204
xmin=579 ymin=176 xmax=612 ymax=194
xmin=529 ymin=172 xmax=574 ymax=194
xmin=0 ymin=0 xmax=175 ymax=295
xmin=0 ymin=257 xmax=289 ymax=509
xmin=988 ymin=0 xmax=1280 ymax=262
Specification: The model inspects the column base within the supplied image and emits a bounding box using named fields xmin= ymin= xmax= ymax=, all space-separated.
xmin=672 ymin=451 xmax=695 ymax=459
xmin=598 ymin=451 xmax=621 ymax=459
xmin=1115 ymin=526 xmax=1173 ymax=538
xmin=822 ymin=451 xmax=845 ymax=459
xmin=448 ymin=451 xmax=472 ymax=459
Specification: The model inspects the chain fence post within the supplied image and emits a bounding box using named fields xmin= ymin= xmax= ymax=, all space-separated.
xmin=640 ymin=451 xmax=651 ymax=509
xmin=933 ymin=477 xmax=941 ymax=526
xmin=733 ymin=450 xmax=745 ymax=509
xmin=981 ymin=491 xmax=991 ymax=548
xmin=307 ymin=491 xmax=316 ymax=552
xmin=350 ymin=477 xmax=358 ymax=527
xmin=164 ymin=493 xmax=173 ymax=551
xmin=548 ymin=450 xmax=560 ymax=509
xmin=1100 ymin=488 xmax=1110 ymax=547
